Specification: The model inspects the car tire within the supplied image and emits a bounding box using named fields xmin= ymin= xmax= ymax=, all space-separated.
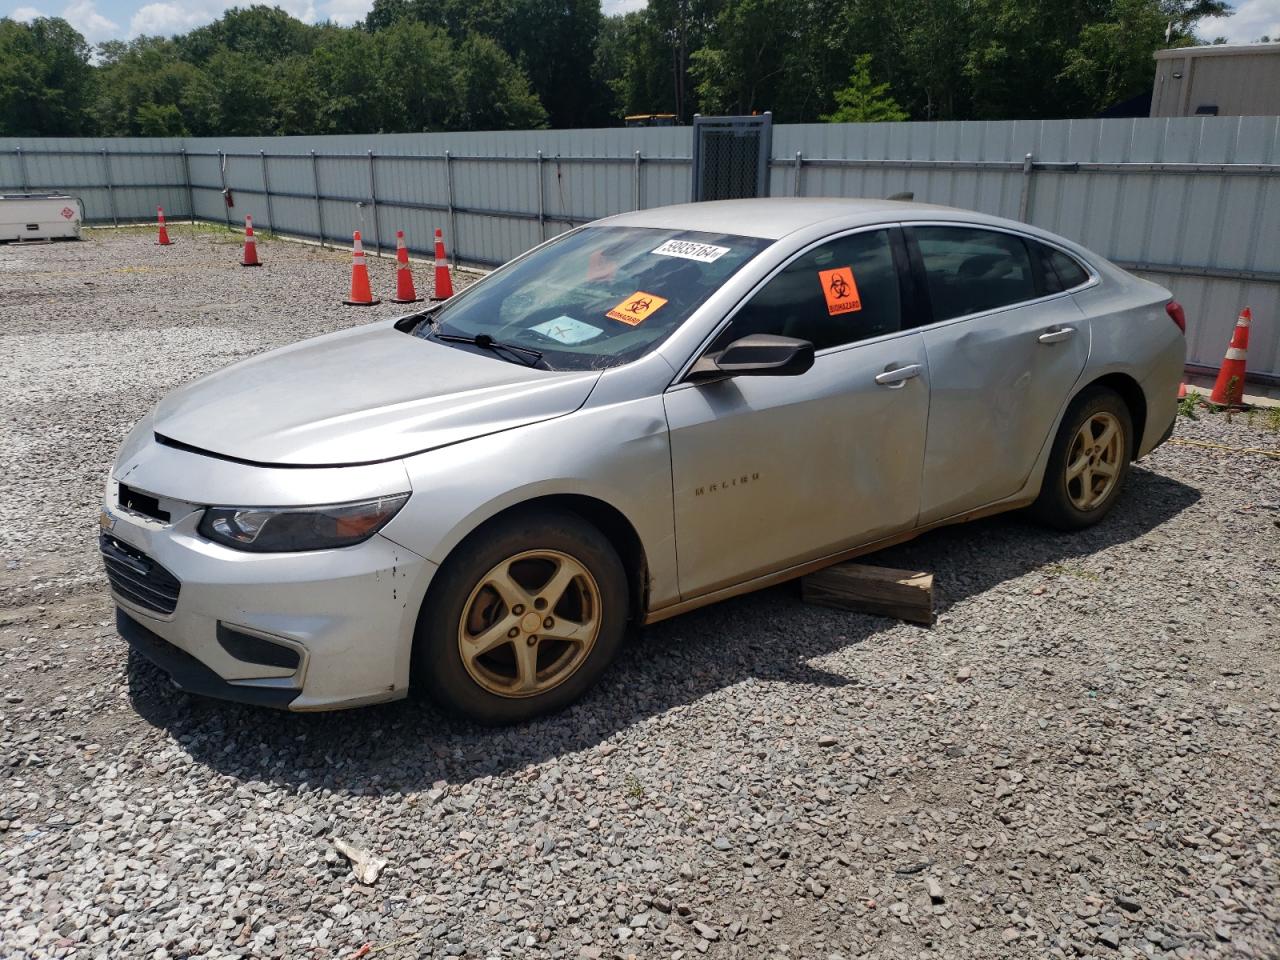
xmin=412 ymin=509 xmax=629 ymax=725
xmin=1030 ymin=385 xmax=1134 ymax=531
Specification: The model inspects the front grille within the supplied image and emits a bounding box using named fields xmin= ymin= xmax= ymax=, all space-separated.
xmin=100 ymin=534 xmax=181 ymax=615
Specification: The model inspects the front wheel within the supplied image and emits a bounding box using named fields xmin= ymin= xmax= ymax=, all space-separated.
xmin=412 ymin=510 xmax=628 ymax=724
xmin=1030 ymin=386 xmax=1133 ymax=530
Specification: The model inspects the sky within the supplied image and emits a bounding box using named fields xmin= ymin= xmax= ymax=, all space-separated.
xmin=3 ymin=0 xmax=1275 ymax=47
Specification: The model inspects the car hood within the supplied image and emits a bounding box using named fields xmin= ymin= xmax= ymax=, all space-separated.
xmin=152 ymin=321 xmax=602 ymax=466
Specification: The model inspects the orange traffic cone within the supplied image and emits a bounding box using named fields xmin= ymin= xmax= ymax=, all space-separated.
xmin=1208 ymin=307 xmax=1251 ymax=407
xmin=390 ymin=230 xmax=422 ymax=304
xmin=344 ymin=230 xmax=380 ymax=306
xmin=1177 ymin=382 xmax=1187 ymax=399
xmin=431 ymin=228 xmax=454 ymax=301
xmin=240 ymin=216 xmax=261 ymax=267
xmin=155 ymin=207 xmax=172 ymax=246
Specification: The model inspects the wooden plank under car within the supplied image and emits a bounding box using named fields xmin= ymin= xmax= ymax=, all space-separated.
xmin=801 ymin=562 xmax=935 ymax=625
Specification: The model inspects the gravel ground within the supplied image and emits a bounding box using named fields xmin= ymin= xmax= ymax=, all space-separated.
xmin=1 ymin=228 xmax=1278 ymax=960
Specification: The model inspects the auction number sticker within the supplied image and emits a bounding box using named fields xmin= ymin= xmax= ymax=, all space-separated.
xmin=607 ymin=291 xmax=668 ymax=326
xmin=818 ymin=266 xmax=862 ymax=315
xmin=651 ymin=239 xmax=730 ymax=263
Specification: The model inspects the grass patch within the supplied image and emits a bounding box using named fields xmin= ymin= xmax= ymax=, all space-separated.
xmin=623 ymin=773 xmax=643 ymax=800
xmin=83 ymin=221 xmax=278 ymax=244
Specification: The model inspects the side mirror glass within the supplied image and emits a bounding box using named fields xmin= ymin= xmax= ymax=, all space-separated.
xmin=687 ymin=334 xmax=815 ymax=382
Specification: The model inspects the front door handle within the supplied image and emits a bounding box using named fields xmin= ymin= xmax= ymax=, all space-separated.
xmin=1038 ymin=326 xmax=1076 ymax=344
xmin=874 ymin=363 xmax=923 ymax=387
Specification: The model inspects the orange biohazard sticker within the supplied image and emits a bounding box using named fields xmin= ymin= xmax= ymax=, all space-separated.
xmin=607 ymin=291 xmax=668 ymax=326
xmin=818 ymin=267 xmax=862 ymax=315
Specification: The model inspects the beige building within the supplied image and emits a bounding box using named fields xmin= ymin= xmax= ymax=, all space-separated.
xmin=1151 ymin=43 xmax=1280 ymax=117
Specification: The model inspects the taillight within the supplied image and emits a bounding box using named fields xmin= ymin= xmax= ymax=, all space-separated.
xmin=1166 ymin=300 xmax=1186 ymax=334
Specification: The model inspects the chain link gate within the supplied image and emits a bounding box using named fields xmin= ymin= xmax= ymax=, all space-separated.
xmin=690 ymin=113 xmax=773 ymax=202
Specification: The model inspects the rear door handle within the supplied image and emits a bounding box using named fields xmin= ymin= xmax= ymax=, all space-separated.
xmin=874 ymin=363 xmax=923 ymax=387
xmin=1038 ymin=326 xmax=1076 ymax=344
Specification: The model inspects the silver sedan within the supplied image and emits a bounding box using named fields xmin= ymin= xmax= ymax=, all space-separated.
xmin=102 ymin=198 xmax=1185 ymax=722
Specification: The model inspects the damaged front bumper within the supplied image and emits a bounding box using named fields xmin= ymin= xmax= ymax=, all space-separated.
xmin=102 ymin=436 xmax=437 ymax=711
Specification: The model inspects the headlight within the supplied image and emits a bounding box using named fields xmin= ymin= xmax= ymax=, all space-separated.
xmin=198 ymin=494 xmax=409 ymax=553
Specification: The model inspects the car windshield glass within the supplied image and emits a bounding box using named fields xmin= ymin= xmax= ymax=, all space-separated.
xmin=416 ymin=226 xmax=771 ymax=370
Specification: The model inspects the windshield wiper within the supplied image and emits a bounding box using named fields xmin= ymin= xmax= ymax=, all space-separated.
xmin=431 ymin=331 xmax=545 ymax=368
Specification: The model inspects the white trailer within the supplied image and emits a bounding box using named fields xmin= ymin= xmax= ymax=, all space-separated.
xmin=0 ymin=193 xmax=84 ymax=242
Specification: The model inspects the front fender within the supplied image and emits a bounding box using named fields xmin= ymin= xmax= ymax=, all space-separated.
xmin=379 ymin=395 xmax=678 ymax=610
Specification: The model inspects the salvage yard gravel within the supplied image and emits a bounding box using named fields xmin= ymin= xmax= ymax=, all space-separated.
xmin=2 ymin=227 xmax=1278 ymax=959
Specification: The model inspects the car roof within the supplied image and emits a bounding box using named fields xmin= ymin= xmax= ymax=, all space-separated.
xmin=599 ymin=197 xmax=997 ymax=240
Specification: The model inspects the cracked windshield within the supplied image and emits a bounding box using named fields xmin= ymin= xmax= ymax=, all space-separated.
xmin=419 ymin=226 xmax=771 ymax=370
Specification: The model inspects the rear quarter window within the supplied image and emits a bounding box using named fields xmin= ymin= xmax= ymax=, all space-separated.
xmin=1034 ymin=242 xmax=1091 ymax=292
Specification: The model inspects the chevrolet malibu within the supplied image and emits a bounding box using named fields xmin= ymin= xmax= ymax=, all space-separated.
xmin=102 ymin=198 xmax=1185 ymax=723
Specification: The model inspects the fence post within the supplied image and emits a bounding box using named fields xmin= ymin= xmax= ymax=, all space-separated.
xmin=793 ymin=151 xmax=803 ymax=197
xmin=260 ymin=150 xmax=274 ymax=234
xmin=1018 ymin=152 xmax=1034 ymax=222
xmin=181 ymin=148 xmax=194 ymax=225
xmin=633 ymin=150 xmax=642 ymax=210
xmin=536 ymin=150 xmax=546 ymax=242
xmin=100 ymin=149 xmax=118 ymax=227
xmin=310 ymin=150 xmax=325 ymax=249
xmin=218 ymin=150 xmax=231 ymax=231
xmin=367 ymin=149 xmax=381 ymax=257
xmin=16 ymin=147 xmax=29 ymax=191
xmin=444 ymin=149 xmax=457 ymax=267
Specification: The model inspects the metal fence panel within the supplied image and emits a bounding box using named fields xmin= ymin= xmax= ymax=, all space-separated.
xmin=2 ymin=118 xmax=1277 ymax=378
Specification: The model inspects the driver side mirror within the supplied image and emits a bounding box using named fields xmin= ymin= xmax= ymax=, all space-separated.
xmin=686 ymin=334 xmax=815 ymax=382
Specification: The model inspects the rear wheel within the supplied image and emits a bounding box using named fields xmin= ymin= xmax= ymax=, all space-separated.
xmin=1031 ymin=386 xmax=1133 ymax=530
xmin=412 ymin=510 xmax=628 ymax=724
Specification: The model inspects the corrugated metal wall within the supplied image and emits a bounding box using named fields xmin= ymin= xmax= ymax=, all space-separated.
xmin=2 ymin=117 xmax=1277 ymax=378
xmin=0 ymin=136 xmax=189 ymax=226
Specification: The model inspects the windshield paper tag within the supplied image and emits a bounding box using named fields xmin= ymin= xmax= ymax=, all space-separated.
xmin=819 ymin=266 xmax=862 ymax=315
xmin=651 ymin=239 xmax=730 ymax=263
xmin=607 ymin=291 xmax=668 ymax=326
xmin=530 ymin=316 xmax=603 ymax=345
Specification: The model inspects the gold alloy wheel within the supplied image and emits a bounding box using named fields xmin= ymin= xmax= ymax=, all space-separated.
xmin=457 ymin=549 xmax=602 ymax=698
xmin=1065 ymin=411 xmax=1123 ymax=511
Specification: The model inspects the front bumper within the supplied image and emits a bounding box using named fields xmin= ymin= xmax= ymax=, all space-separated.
xmin=102 ymin=480 xmax=437 ymax=711
xmin=118 ymin=609 xmax=302 ymax=709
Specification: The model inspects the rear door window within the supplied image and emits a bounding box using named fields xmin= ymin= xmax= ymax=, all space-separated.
xmin=911 ymin=226 xmax=1038 ymax=321
xmin=710 ymin=228 xmax=903 ymax=352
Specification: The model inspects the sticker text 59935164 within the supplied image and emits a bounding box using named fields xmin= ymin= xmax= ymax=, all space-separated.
xmin=818 ymin=267 xmax=862 ymax=315
xmin=651 ymin=239 xmax=730 ymax=263
xmin=607 ymin=291 xmax=668 ymax=326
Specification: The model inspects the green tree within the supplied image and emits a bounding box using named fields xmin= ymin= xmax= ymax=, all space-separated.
xmin=1058 ymin=0 xmax=1220 ymax=112
xmin=455 ymin=33 xmax=549 ymax=130
xmin=821 ymin=54 xmax=908 ymax=122
xmin=0 ymin=17 xmax=95 ymax=136
xmin=686 ymin=0 xmax=865 ymax=121
xmin=134 ymin=101 xmax=185 ymax=135
xmin=92 ymin=37 xmax=214 ymax=136
xmin=595 ymin=11 xmax=674 ymax=119
xmin=371 ymin=20 xmax=458 ymax=131
xmin=688 ymin=0 xmax=789 ymax=115
xmin=269 ymin=55 xmax=323 ymax=134
xmin=306 ymin=27 xmax=381 ymax=133
xmin=645 ymin=0 xmax=724 ymax=120
xmin=177 ymin=5 xmax=319 ymax=64
xmin=0 ymin=0 xmax=1246 ymax=137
